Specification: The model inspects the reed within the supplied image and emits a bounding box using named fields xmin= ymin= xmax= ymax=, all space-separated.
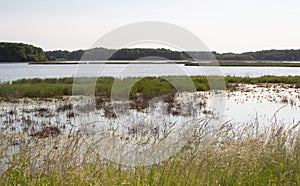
xmin=0 ymin=120 xmax=299 ymax=185
xmin=1 ymin=76 xmax=300 ymax=100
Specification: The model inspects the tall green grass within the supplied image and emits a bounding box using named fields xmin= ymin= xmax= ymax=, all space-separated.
xmin=1 ymin=76 xmax=300 ymax=99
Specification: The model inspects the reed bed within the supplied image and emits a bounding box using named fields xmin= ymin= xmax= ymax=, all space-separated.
xmin=0 ymin=120 xmax=299 ymax=185
xmin=1 ymin=76 xmax=300 ymax=99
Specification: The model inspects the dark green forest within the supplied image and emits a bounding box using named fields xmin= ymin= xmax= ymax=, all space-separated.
xmin=46 ymin=48 xmax=300 ymax=61
xmin=2 ymin=42 xmax=300 ymax=62
xmin=0 ymin=42 xmax=47 ymax=62
xmin=45 ymin=48 xmax=185 ymax=61
xmin=41 ymin=47 xmax=300 ymax=61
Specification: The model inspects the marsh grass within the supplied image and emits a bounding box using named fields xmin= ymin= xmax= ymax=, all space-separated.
xmin=1 ymin=76 xmax=300 ymax=100
xmin=1 ymin=121 xmax=299 ymax=185
xmin=1 ymin=76 xmax=300 ymax=185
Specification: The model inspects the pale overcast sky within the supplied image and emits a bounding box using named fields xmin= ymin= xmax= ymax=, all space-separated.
xmin=1 ymin=0 xmax=299 ymax=53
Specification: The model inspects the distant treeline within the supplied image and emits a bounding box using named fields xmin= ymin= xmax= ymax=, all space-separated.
xmin=0 ymin=42 xmax=47 ymax=62
xmin=45 ymin=48 xmax=300 ymax=61
xmin=216 ymin=50 xmax=300 ymax=61
xmin=2 ymin=42 xmax=300 ymax=62
xmin=45 ymin=48 xmax=186 ymax=61
xmin=47 ymin=49 xmax=300 ymax=61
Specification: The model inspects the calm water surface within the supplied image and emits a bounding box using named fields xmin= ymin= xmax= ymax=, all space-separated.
xmin=0 ymin=63 xmax=300 ymax=82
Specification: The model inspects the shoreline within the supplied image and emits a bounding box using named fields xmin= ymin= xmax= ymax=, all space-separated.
xmin=0 ymin=82 xmax=299 ymax=103
xmin=25 ymin=60 xmax=300 ymax=67
xmin=0 ymin=76 xmax=299 ymax=99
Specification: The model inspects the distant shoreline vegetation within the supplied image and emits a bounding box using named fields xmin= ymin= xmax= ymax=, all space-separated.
xmin=2 ymin=42 xmax=300 ymax=63
xmin=184 ymin=61 xmax=300 ymax=67
xmin=0 ymin=42 xmax=47 ymax=62
xmin=28 ymin=61 xmax=300 ymax=67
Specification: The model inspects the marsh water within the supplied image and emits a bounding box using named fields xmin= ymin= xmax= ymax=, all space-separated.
xmin=0 ymin=63 xmax=299 ymax=128
xmin=1 ymin=63 xmax=300 ymax=82
xmin=0 ymin=63 xmax=300 ymax=166
xmin=1 ymin=85 xmax=299 ymax=134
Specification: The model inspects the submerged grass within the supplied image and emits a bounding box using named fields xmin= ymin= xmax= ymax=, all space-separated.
xmin=0 ymin=122 xmax=299 ymax=185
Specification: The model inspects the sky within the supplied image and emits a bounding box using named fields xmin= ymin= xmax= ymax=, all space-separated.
xmin=1 ymin=0 xmax=300 ymax=53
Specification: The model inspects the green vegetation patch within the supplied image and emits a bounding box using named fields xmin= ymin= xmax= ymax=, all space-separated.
xmin=0 ymin=42 xmax=47 ymax=62
xmin=1 ymin=76 xmax=300 ymax=99
xmin=185 ymin=61 xmax=300 ymax=67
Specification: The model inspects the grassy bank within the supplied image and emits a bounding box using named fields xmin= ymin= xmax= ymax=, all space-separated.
xmin=29 ymin=61 xmax=300 ymax=67
xmin=0 ymin=77 xmax=208 ymax=99
xmin=28 ymin=61 xmax=188 ymax=65
xmin=0 ymin=76 xmax=300 ymax=99
xmin=0 ymin=76 xmax=300 ymax=98
xmin=185 ymin=61 xmax=300 ymax=67
xmin=1 ymin=122 xmax=299 ymax=185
